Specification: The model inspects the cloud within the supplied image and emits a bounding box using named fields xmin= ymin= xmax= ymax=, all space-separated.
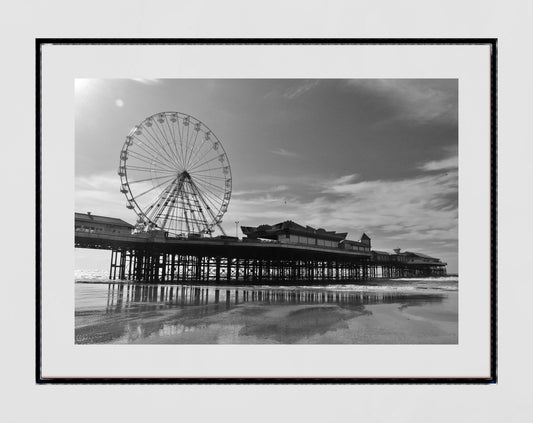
xmin=271 ymin=148 xmax=299 ymax=158
xmin=75 ymin=172 xmax=136 ymax=223
xmin=224 ymin=171 xmax=458 ymax=253
xmin=283 ymin=80 xmax=319 ymax=99
xmin=319 ymin=171 xmax=458 ymax=241
xmin=330 ymin=174 xmax=359 ymax=185
xmin=344 ymin=79 xmax=457 ymax=125
xmin=418 ymin=155 xmax=458 ymax=171
xmin=233 ymin=185 xmax=289 ymax=197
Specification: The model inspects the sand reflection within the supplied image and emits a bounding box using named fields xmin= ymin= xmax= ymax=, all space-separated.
xmin=75 ymin=283 xmax=453 ymax=344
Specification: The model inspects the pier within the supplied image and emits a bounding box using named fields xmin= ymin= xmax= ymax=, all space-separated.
xmin=75 ymin=213 xmax=447 ymax=284
xmin=73 ymin=109 xmax=449 ymax=285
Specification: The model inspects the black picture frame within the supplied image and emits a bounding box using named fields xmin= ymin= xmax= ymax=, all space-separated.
xmin=36 ymin=38 xmax=497 ymax=384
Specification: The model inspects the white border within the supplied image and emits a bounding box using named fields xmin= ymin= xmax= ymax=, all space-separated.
xmin=41 ymin=43 xmax=491 ymax=378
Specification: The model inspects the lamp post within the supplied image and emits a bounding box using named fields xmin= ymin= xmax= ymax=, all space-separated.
xmin=235 ymin=221 xmax=239 ymax=238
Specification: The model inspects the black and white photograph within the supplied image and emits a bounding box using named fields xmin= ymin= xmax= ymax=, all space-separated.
xmin=74 ymin=78 xmax=459 ymax=345
xmin=38 ymin=41 xmax=496 ymax=383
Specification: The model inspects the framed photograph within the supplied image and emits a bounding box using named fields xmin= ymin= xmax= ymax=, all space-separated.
xmin=37 ymin=39 xmax=496 ymax=383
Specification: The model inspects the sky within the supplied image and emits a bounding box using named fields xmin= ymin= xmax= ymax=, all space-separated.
xmin=75 ymin=79 xmax=458 ymax=273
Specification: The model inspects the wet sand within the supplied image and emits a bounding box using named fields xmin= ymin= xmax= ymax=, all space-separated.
xmin=75 ymin=281 xmax=458 ymax=344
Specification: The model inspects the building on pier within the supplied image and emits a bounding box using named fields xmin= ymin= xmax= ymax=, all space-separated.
xmin=241 ymin=220 xmax=367 ymax=249
xmin=396 ymin=251 xmax=444 ymax=265
xmin=339 ymin=234 xmax=371 ymax=253
xmin=241 ymin=220 xmax=372 ymax=254
xmin=372 ymin=250 xmax=391 ymax=262
xmin=75 ymin=212 xmax=133 ymax=235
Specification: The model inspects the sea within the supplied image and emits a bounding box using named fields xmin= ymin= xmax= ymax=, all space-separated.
xmin=75 ymin=270 xmax=458 ymax=344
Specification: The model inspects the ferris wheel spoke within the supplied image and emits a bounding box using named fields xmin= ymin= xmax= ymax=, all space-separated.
xmin=187 ymin=131 xmax=200 ymax=177
xmin=196 ymin=195 xmax=219 ymax=227
xmin=186 ymin=138 xmax=211 ymax=171
xmin=174 ymin=118 xmax=187 ymax=171
xmin=123 ymin=164 xmax=170 ymax=173
xmin=145 ymin=123 xmax=183 ymax=169
xmin=143 ymin=126 xmax=181 ymax=170
xmin=133 ymin=134 xmax=167 ymax=161
xmin=155 ymin=178 xmax=183 ymax=229
xmin=135 ymin=176 xmax=176 ymax=200
xmin=133 ymin=134 xmax=178 ymax=170
xmin=191 ymin=170 xmax=227 ymax=185
xmin=164 ymin=115 xmax=185 ymax=168
xmin=188 ymin=155 xmax=222 ymax=173
xmin=127 ymin=174 xmax=176 ymax=185
xmin=179 ymin=122 xmax=191 ymax=171
xmin=190 ymin=180 xmax=225 ymax=213
xmin=152 ymin=200 xmax=177 ymax=228
xmin=191 ymin=176 xmax=226 ymax=193
xmin=189 ymin=166 xmax=226 ymax=174
xmin=187 ymin=144 xmax=216 ymax=172
xmin=134 ymin=129 xmax=174 ymax=165
xmin=195 ymin=191 xmax=224 ymax=227
xmin=190 ymin=186 xmax=222 ymax=212
xmin=188 ymin=130 xmax=207 ymax=170
xmin=183 ymin=183 xmax=204 ymax=233
xmin=188 ymin=172 xmax=227 ymax=180
xmin=127 ymin=150 xmax=177 ymax=172
xmin=182 ymin=180 xmax=210 ymax=232
xmin=182 ymin=190 xmax=193 ymax=234
xmin=193 ymin=176 xmax=226 ymax=198
xmin=193 ymin=186 xmax=226 ymax=201
xmin=199 ymin=189 xmax=224 ymax=214
xmin=133 ymin=134 xmax=176 ymax=171
xmin=126 ymin=167 xmax=175 ymax=176
xmin=190 ymin=180 xmax=223 ymax=223
xmin=146 ymin=121 xmax=176 ymax=163
xmin=184 ymin=128 xmax=200 ymax=169
xmin=146 ymin=179 xmax=177 ymax=216
xmin=155 ymin=119 xmax=184 ymax=169
xmin=192 ymin=173 xmax=226 ymax=191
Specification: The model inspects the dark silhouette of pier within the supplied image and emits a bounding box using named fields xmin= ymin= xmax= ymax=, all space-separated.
xmin=75 ymin=219 xmax=447 ymax=284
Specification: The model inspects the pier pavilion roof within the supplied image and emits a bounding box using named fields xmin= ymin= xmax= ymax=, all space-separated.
xmin=241 ymin=220 xmax=347 ymax=242
xmin=75 ymin=212 xmax=133 ymax=228
xmin=402 ymin=251 xmax=440 ymax=261
xmin=399 ymin=251 xmax=446 ymax=265
xmin=340 ymin=238 xmax=370 ymax=248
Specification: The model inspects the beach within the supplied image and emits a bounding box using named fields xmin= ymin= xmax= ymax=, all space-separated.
xmin=75 ymin=276 xmax=458 ymax=344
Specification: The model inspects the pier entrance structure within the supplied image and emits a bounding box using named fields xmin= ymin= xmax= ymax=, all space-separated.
xmin=75 ymin=214 xmax=447 ymax=283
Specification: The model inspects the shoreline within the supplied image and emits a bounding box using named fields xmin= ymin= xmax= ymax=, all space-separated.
xmin=75 ymin=275 xmax=458 ymax=287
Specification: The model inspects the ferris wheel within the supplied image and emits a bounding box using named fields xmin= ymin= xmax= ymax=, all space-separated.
xmin=118 ymin=111 xmax=232 ymax=237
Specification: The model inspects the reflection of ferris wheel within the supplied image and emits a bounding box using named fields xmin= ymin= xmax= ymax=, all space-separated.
xmin=118 ymin=111 xmax=231 ymax=237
